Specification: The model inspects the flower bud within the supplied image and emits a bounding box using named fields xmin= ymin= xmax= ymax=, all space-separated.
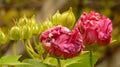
xmin=17 ymin=16 xmax=28 ymax=26
xmin=60 ymin=7 xmax=76 ymax=29
xmin=39 ymin=20 xmax=53 ymax=33
xmin=51 ymin=10 xmax=61 ymax=25
xmin=27 ymin=16 xmax=36 ymax=27
xmin=32 ymin=24 xmax=40 ymax=35
xmin=9 ymin=26 xmax=21 ymax=40
xmin=17 ymin=16 xmax=36 ymax=27
xmin=22 ymin=25 xmax=32 ymax=39
xmin=0 ymin=30 xmax=6 ymax=44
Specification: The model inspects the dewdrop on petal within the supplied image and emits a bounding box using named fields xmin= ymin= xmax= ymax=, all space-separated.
xmin=60 ymin=7 xmax=76 ymax=29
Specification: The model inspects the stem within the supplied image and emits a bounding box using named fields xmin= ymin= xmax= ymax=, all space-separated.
xmin=57 ymin=58 xmax=61 ymax=67
xmin=21 ymin=40 xmax=35 ymax=58
xmin=89 ymin=50 xmax=93 ymax=67
xmin=27 ymin=39 xmax=34 ymax=51
xmin=26 ymin=46 xmax=39 ymax=57
xmin=12 ymin=41 xmax=17 ymax=67
xmin=33 ymin=36 xmax=38 ymax=47
xmin=27 ymin=39 xmax=39 ymax=57
xmin=33 ymin=36 xmax=44 ymax=60
xmin=13 ymin=41 xmax=17 ymax=55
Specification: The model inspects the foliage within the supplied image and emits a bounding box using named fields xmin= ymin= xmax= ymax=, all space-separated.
xmin=0 ymin=55 xmax=28 ymax=65
xmin=43 ymin=52 xmax=99 ymax=67
xmin=16 ymin=59 xmax=55 ymax=67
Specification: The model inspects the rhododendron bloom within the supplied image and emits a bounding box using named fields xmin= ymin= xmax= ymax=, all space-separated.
xmin=74 ymin=11 xmax=112 ymax=45
xmin=40 ymin=25 xmax=84 ymax=59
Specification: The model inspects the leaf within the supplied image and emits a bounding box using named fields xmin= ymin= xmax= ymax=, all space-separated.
xmin=44 ymin=51 xmax=99 ymax=67
xmin=65 ymin=52 xmax=98 ymax=67
xmin=65 ymin=62 xmax=82 ymax=67
xmin=16 ymin=59 xmax=55 ymax=67
xmin=0 ymin=55 xmax=27 ymax=65
xmin=43 ymin=57 xmax=57 ymax=66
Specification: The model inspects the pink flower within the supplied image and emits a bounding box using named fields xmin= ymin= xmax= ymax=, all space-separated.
xmin=74 ymin=11 xmax=112 ymax=45
xmin=97 ymin=16 xmax=112 ymax=45
xmin=40 ymin=25 xmax=84 ymax=59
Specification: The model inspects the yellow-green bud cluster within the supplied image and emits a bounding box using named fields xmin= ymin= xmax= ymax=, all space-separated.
xmin=51 ymin=7 xmax=76 ymax=29
xmin=39 ymin=20 xmax=53 ymax=33
xmin=8 ymin=7 xmax=76 ymax=41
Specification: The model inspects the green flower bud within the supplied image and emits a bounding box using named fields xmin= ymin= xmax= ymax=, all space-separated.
xmin=0 ymin=31 xmax=6 ymax=44
xmin=39 ymin=20 xmax=53 ymax=33
xmin=17 ymin=16 xmax=28 ymax=26
xmin=60 ymin=7 xmax=76 ymax=29
xmin=9 ymin=26 xmax=21 ymax=40
xmin=27 ymin=16 xmax=36 ymax=30
xmin=32 ymin=24 xmax=40 ymax=35
xmin=51 ymin=10 xmax=62 ymax=25
xmin=27 ymin=16 xmax=36 ymax=27
xmin=17 ymin=16 xmax=36 ymax=27
xmin=22 ymin=25 xmax=32 ymax=39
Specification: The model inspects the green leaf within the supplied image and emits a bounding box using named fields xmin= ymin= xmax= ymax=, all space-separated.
xmin=0 ymin=55 xmax=27 ymax=65
xmin=16 ymin=59 xmax=55 ymax=67
xmin=43 ymin=57 xmax=57 ymax=66
xmin=66 ymin=52 xmax=98 ymax=67
xmin=44 ymin=51 xmax=99 ymax=67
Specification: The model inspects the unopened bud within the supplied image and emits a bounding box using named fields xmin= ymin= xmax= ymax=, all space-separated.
xmin=28 ymin=16 xmax=36 ymax=27
xmin=39 ymin=20 xmax=53 ymax=33
xmin=9 ymin=26 xmax=21 ymax=40
xmin=51 ymin=10 xmax=61 ymax=25
xmin=22 ymin=25 xmax=32 ymax=39
xmin=17 ymin=16 xmax=28 ymax=26
xmin=61 ymin=7 xmax=76 ymax=29
xmin=32 ymin=24 xmax=40 ymax=35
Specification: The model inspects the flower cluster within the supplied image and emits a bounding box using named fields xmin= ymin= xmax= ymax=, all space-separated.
xmin=39 ymin=10 xmax=112 ymax=59
xmin=9 ymin=16 xmax=41 ymax=40
xmin=74 ymin=11 xmax=112 ymax=45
